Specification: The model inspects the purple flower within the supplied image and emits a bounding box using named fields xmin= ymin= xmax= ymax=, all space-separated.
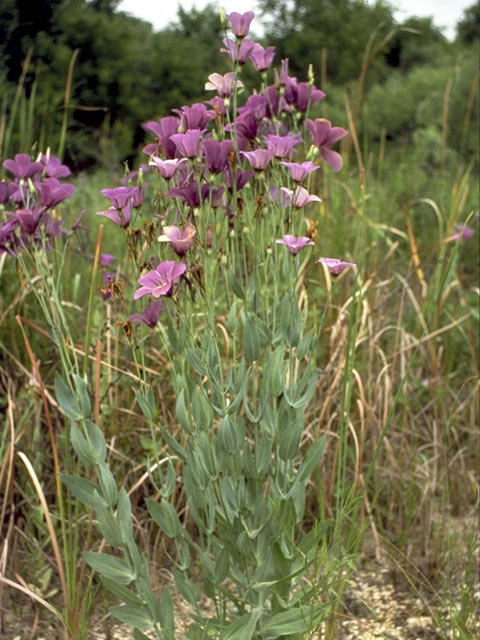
xmin=263 ymin=86 xmax=282 ymax=118
xmin=0 ymin=218 xmax=20 ymax=255
xmin=158 ymin=223 xmax=196 ymax=257
xmin=275 ymin=234 xmax=315 ymax=255
xmin=171 ymin=130 xmax=202 ymax=158
xmin=3 ymin=154 xmax=43 ymax=179
xmin=226 ymin=168 xmax=254 ymax=193
xmin=172 ymin=103 xmax=215 ymax=131
xmin=451 ymin=224 xmax=475 ymax=242
xmin=101 ymin=187 xmax=133 ymax=210
xmin=149 ymin=157 xmax=187 ymax=180
xmin=134 ymin=261 xmax=187 ymax=300
xmin=96 ymin=204 xmax=132 ymax=228
xmin=240 ymin=149 xmax=274 ymax=171
xmin=143 ymin=116 xmax=180 ymax=158
xmin=100 ymin=253 xmax=115 ymax=267
xmin=220 ymin=38 xmax=256 ymax=65
xmin=263 ymin=134 xmax=302 ymax=159
xmin=280 ymin=186 xmax=321 ymax=208
xmin=0 ymin=181 xmax=12 ymax=204
xmin=249 ymin=43 xmax=275 ymax=72
xmin=202 ymin=139 xmax=233 ymax=174
xmin=316 ymin=258 xmax=356 ymax=275
xmin=130 ymin=299 xmax=164 ymax=328
xmin=130 ymin=185 xmax=147 ymax=208
xmin=15 ymin=207 xmax=46 ymax=234
xmin=167 ymin=180 xmax=210 ymax=208
xmin=210 ymin=186 xmax=225 ymax=208
xmin=40 ymin=154 xmax=71 ymax=178
xmin=37 ymin=178 xmax=75 ymax=208
xmin=238 ymin=94 xmax=268 ymax=119
xmin=280 ymin=161 xmax=319 ymax=182
xmin=306 ymin=119 xmax=348 ymax=172
xmin=227 ymin=11 xmax=255 ymax=38
xmin=231 ymin=110 xmax=259 ymax=143
xmin=284 ymin=81 xmax=325 ymax=112
xmin=205 ymin=72 xmax=243 ymax=99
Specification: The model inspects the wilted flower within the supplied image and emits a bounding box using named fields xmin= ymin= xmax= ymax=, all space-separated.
xmin=133 ymin=261 xmax=187 ymax=299
xmin=306 ymin=118 xmax=348 ymax=171
xmin=158 ymin=223 xmax=196 ymax=256
xmin=249 ymin=42 xmax=275 ymax=72
xmin=210 ymin=186 xmax=225 ymax=208
xmin=263 ymin=133 xmax=302 ymax=158
xmin=130 ymin=299 xmax=164 ymax=328
xmin=205 ymin=72 xmax=243 ymax=99
xmin=316 ymin=257 xmax=356 ymax=275
xmin=227 ymin=11 xmax=255 ymax=38
xmin=149 ymin=157 xmax=187 ymax=180
xmin=280 ymin=186 xmax=321 ymax=208
xmin=240 ymin=149 xmax=274 ymax=171
xmin=3 ymin=153 xmax=43 ymax=179
xmin=275 ymin=234 xmax=315 ymax=254
xmin=280 ymin=161 xmax=319 ymax=182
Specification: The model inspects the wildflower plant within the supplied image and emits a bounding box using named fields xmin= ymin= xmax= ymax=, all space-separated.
xmin=2 ymin=9 xmax=360 ymax=640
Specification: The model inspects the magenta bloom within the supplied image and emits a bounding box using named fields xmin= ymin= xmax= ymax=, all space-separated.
xmin=220 ymin=38 xmax=256 ymax=65
xmin=276 ymin=234 xmax=315 ymax=255
xmin=37 ymin=178 xmax=75 ymax=208
xmin=15 ymin=207 xmax=46 ymax=234
xmin=240 ymin=149 xmax=274 ymax=171
xmin=202 ymin=139 xmax=233 ymax=174
xmin=451 ymin=224 xmax=474 ymax=242
xmin=249 ymin=43 xmax=275 ymax=72
xmin=101 ymin=187 xmax=133 ymax=210
xmin=149 ymin=157 xmax=187 ymax=180
xmin=40 ymin=154 xmax=71 ymax=178
xmin=306 ymin=118 xmax=348 ymax=172
xmin=227 ymin=11 xmax=255 ymax=38
xmin=143 ymin=116 xmax=180 ymax=158
xmin=96 ymin=204 xmax=132 ymax=227
xmin=3 ymin=153 xmax=43 ymax=179
xmin=316 ymin=258 xmax=356 ymax=275
xmin=280 ymin=161 xmax=319 ymax=182
xmin=284 ymin=81 xmax=325 ymax=112
xmin=205 ymin=72 xmax=243 ymax=99
xmin=129 ymin=185 xmax=147 ymax=208
xmin=134 ymin=261 xmax=187 ymax=300
xmin=100 ymin=253 xmax=115 ymax=267
xmin=167 ymin=180 xmax=210 ymax=208
xmin=226 ymin=168 xmax=254 ymax=193
xmin=263 ymin=134 xmax=302 ymax=158
xmin=171 ymin=130 xmax=202 ymax=158
xmin=172 ymin=103 xmax=215 ymax=131
xmin=280 ymin=186 xmax=321 ymax=208
xmin=158 ymin=223 xmax=196 ymax=257
xmin=130 ymin=299 xmax=164 ymax=328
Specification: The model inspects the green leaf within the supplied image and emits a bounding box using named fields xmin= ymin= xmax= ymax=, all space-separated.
xmin=133 ymin=630 xmax=151 ymax=640
xmin=296 ymin=434 xmax=327 ymax=484
xmin=72 ymin=373 xmax=91 ymax=418
xmin=110 ymin=604 xmax=154 ymax=630
xmin=85 ymin=420 xmax=107 ymax=463
xmin=228 ymin=268 xmax=245 ymax=300
xmin=243 ymin=314 xmax=260 ymax=362
xmin=97 ymin=462 xmax=118 ymax=507
xmin=82 ymin=552 xmax=135 ymax=584
xmin=159 ymin=587 xmax=175 ymax=639
xmin=172 ymin=568 xmax=201 ymax=606
xmin=134 ymin=388 xmax=155 ymax=423
xmin=70 ymin=423 xmax=96 ymax=467
xmin=215 ymin=546 xmax=230 ymax=583
xmin=259 ymin=604 xmax=327 ymax=636
xmin=117 ymin=488 xmax=134 ymax=541
xmin=100 ymin=577 xmax=143 ymax=607
xmin=55 ymin=374 xmax=82 ymax=421
xmin=220 ymin=607 xmax=262 ymax=640
xmin=187 ymin=348 xmax=207 ymax=376
xmin=58 ymin=473 xmax=104 ymax=510
xmin=96 ymin=503 xmax=123 ymax=547
xmin=146 ymin=498 xmax=181 ymax=538
xmin=176 ymin=389 xmax=194 ymax=435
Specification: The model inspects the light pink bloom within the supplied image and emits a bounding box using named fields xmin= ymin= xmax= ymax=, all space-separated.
xmin=149 ymin=157 xmax=187 ymax=180
xmin=280 ymin=186 xmax=321 ymax=208
xmin=306 ymin=118 xmax=348 ymax=171
xmin=275 ymin=234 xmax=315 ymax=255
xmin=158 ymin=224 xmax=196 ymax=257
xmin=316 ymin=258 xmax=356 ymax=275
xmin=205 ymin=72 xmax=243 ymax=98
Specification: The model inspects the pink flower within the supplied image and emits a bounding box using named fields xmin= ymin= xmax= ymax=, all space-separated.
xmin=158 ymin=224 xmax=196 ymax=257
xmin=133 ymin=261 xmax=187 ymax=300
xmin=240 ymin=149 xmax=274 ymax=171
xmin=149 ymin=157 xmax=187 ymax=180
xmin=316 ymin=258 xmax=356 ymax=275
xmin=205 ymin=72 xmax=243 ymax=98
xmin=306 ymin=118 xmax=348 ymax=171
xmin=280 ymin=161 xmax=319 ymax=182
xmin=227 ymin=11 xmax=255 ymax=38
xmin=249 ymin=43 xmax=275 ymax=72
xmin=275 ymin=234 xmax=315 ymax=255
xmin=451 ymin=224 xmax=474 ymax=242
xmin=280 ymin=186 xmax=321 ymax=208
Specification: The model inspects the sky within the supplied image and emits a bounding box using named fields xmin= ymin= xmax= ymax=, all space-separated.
xmin=118 ymin=0 xmax=473 ymax=40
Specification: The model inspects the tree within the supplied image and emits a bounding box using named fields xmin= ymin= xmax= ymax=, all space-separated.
xmin=456 ymin=3 xmax=480 ymax=44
